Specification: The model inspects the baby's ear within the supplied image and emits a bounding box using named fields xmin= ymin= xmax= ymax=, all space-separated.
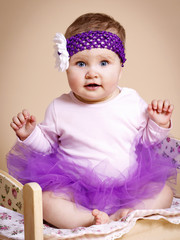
xmin=118 ymin=67 xmax=123 ymax=80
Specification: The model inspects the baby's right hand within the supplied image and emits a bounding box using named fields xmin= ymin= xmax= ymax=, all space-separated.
xmin=10 ymin=109 xmax=36 ymax=141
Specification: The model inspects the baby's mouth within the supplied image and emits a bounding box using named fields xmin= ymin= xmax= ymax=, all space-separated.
xmin=84 ymin=83 xmax=101 ymax=90
xmin=85 ymin=83 xmax=101 ymax=87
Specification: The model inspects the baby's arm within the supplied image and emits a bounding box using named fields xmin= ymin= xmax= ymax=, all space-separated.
xmin=10 ymin=109 xmax=36 ymax=141
xmin=140 ymin=99 xmax=173 ymax=145
xmin=10 ymin=104 xmax=58 ymax=153
xmin=147 ymin=100 xmax=173 ymax=128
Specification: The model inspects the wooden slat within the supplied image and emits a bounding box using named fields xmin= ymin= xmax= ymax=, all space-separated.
xmin=23 ymin=183 xmax=43 ymax=240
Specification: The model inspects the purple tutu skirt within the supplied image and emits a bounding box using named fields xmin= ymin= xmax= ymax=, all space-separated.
xmin=7 ymin=141 xmax=177 ymax=215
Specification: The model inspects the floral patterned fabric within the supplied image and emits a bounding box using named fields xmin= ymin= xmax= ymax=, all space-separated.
xmin=0 ymin=198 xmax=180 ymax=240
xmin=155 ymin=137 xmax=180 ymax=165
xmin=0 ymin=173 xmax=23 ymax=214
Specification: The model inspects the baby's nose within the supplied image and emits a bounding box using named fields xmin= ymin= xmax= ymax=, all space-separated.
xmin=85 ymin=68 xmax=98 ymax=79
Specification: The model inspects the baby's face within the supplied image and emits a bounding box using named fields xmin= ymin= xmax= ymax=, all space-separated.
xmin=66 ymin=48 xmax=122 ymax=104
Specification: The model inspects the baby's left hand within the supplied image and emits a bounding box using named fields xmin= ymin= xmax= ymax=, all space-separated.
xmin=148 ymin=100 xmax=174 ymax=128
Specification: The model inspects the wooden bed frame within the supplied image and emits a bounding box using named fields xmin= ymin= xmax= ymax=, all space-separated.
xmin=0 ymin=170 xmax=43 ymax=240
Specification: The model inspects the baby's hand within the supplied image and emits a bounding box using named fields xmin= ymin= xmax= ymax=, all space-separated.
xmin=147 ymin=100 xmax=174 ymax=128
xmin=10 ymin=109 xmax=36 ymax=141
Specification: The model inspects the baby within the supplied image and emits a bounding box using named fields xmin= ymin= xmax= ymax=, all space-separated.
xmin=8 ymin=13 xmax=176 ymax=228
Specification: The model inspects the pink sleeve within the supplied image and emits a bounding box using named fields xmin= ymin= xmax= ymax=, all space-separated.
xmin=19 ymin=100 xmax=59 ymax=153
xmin=137 ymin=95 xmax=171 ymax=146
xmin=141 ymin=119 xmax=171 ymax=145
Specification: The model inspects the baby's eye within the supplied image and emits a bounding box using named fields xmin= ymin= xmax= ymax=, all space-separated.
xmin=77 ymin=61 xmax=86 ymax=67
xmin=100 ymin=60 xmax=109 ymax=66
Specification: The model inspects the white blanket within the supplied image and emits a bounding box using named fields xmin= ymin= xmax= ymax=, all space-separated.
xmin=0 ymin=198 xmax=180 ymax=240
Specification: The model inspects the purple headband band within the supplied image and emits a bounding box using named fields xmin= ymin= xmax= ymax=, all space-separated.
xmin=67 ymin=31 xmax=126 ymax=66
xmin=54 ymin=31 xmax=126 ymax=71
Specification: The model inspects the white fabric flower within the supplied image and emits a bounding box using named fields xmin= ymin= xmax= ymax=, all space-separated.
xmin=54 ymin=33 xmax=69 ymax=72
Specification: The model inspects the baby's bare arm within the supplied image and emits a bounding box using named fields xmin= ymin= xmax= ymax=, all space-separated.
xmin=10 ymin=109 xmax=37 ymax=141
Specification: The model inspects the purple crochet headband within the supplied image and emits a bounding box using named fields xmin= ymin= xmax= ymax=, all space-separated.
xmin=54 ymin=31 xmax=126 ymax=71
xmin=67 ymin=31 xmax=126 ymax=66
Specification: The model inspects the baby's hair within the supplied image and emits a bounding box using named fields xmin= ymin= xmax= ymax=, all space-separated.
xmin=65 ymin=13 xmax=126 ymax=48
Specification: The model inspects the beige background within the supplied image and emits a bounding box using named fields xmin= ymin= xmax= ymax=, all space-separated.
xmin=0 ymin=0 xmax=180 ymax=171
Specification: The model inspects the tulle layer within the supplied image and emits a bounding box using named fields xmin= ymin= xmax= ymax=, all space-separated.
xmin=7 ymin=142 xmax=177 ymax=215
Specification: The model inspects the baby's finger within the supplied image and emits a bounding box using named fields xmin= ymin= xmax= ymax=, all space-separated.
xmin=12 ymin=116 xmax=23 ymax=127
xmin=167 ymin=104 xmax=174 ymax=113
xmin=157 ymin=100 xmax=164 ymax=113
xmin=151 ymin=100 xmax=158 ymax=110
xmin=22 ymin=109 xmax=30 ymax=120
xmin=12 ymin=116 xmax=22 ymax=128
xmin=147 ymin=104 xmax=152 ymax=111
xmin=29 ymin=115 xmax=36 ymax=124
xmin=17 ymin=112 xmax=26 ymax=125
xmin=162 ymin=100 xmax=170 ymax=112
xmin=10 ymin=122 xmax=19 ymax=131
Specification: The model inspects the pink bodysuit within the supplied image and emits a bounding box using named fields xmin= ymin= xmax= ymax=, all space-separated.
xmin=21 ymin=87 xmax=170 ymax=175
